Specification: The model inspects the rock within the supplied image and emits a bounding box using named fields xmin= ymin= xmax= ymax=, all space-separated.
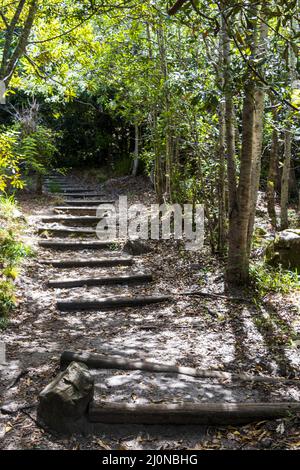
xmin=37 ymin=361 xmax=94 ymax=434
xmin=123 ymin=239 xmax=152 ymax=256
xmin=265 ymin=229 xmax=300 ymax=269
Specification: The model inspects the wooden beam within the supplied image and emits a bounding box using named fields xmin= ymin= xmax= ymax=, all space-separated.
xmin=57 ymin=295 xmax=170 ymax=311
xmin=41 ymin=257 xmax=133 ymax=268
xmin=56 ymin=193 xmax=104 ymax=198
xmin=48 ymin=273 xmax=153 ymax=288
xmin=89 ymin=401 xmax=300 ymax=425
xmin=62 ymin=200 xmax=115 ymax=206
xmin=38 ymin=227 xmax=97 ymax=237
xmin=60 ymin=351 xmax=300 ymax=385
xmin=41 ymin=216 xmax=103 ymax=225
xmin=38 ymin=240 xmax=116 ymax=250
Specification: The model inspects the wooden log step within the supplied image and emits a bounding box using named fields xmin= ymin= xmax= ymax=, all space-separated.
xmin=48 ymin=273 xmax=153 ymax=288
xmin=38 ymin=240 xmax=117 ymax=250
xmin=57 ymin=193 xmax=104 ymax=198
xmin=62 ymin=200 xmax=115 ymax=207
xmin=41 ymin=257 xmax=133 ymax=268
xmin=54 ymin=207 xmax=103 ymax=215
xmin=88 ymin=401 xmax=300 ymax=425
xmin=59 ymin=189 xmax=99 ymax=193
xmin=41 ymin=216 xmax=103 ymax=225
xmin=38 ymin=227 xmax=97 ymax=237
xmin=61 ymin=351 xmax=300 ymax=385
xmin=57 ymin=295 xmax=170 ymax=311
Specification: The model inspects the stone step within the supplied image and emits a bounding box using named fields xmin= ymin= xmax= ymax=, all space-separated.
xmin=57 ymin=295 xmax=170 ymax=311
xmin=38 ymin=240 xmax=118 ymax=250
xmin=41 ymin=257 xmax=133 ymax=268
xmin=48 ymin=273 xmax=153 ymax=288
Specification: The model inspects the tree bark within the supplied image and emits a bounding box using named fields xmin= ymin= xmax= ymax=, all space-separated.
xmin=1 ymin=0 xmax=38 ymax=85
xmin=132 ymin=124 xmax=139 ymax=176
xmin=267 ymin=123 xmax=279 ymax=229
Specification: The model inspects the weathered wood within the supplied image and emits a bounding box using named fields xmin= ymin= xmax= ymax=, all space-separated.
xmin=57 ymin=295 xmax=170 ymax=311
xmin=38 ymin=240 xmax=117 ymax=250
xmin=38 ymin=362 xmax=94 ymax=434
xmin=38 ymin=227 xmax=97 ymax=237
xmin=48 ymin=273 xmax=153 ymax=288
xmin=41 ymin=257 xmax=133 ymax=268
xmin=63 ymin=200 xmax=115 ymax=206
xmin=58 ymin=193 xmax=104 ymax=198
xmin=54 ymin=207 xmax=101 ymax=216
xmin=60 ymin=351 xmax=300 ymax=385
xmin=89 ymin=401 xmax=300 ymax=425
xmin=59 ymin=189 xmax=98 ymax=193
xmin=41 ymin=216 xmax=103 ymax=225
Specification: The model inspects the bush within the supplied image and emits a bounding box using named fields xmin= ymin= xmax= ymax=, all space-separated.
xmin=0 ymin=196 xmax=31 ymax=321
xmin=249 ymin=262 xmax=300 ymax=299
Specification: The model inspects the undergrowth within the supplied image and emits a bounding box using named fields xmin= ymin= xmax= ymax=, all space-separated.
xmin=0 ymin=195 xmax=32 ymax=327
xmin=250 ymin=262 xmax=300 ymax=300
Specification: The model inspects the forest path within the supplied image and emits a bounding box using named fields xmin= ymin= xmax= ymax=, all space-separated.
xmin=1 ymin=173 xmax=300 ymax=449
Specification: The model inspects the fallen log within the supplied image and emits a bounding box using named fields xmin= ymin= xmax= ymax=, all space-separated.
xmin=57 ymin=295 xmax=170 ymax=312
xmin=60 ymin=351 xmax=300 ymax=385
xmin=89 ymin=401 xmax=300 ymax=425
xmin=48 ymin=273 xmax=153 ymax=288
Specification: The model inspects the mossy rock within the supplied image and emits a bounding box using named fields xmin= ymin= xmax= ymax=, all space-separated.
xmin=266 ymin=229 xmax=300 ymax=269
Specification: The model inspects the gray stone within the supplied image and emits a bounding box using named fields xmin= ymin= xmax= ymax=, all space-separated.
xmin=266 ymin=229 xmax=300 ymax=269
xmin=37 ymin=361 xmax=94 ymax=434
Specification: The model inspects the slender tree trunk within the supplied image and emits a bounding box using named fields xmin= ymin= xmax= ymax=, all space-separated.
xmin=132 ymin=124 xmax=139 ymax=177
xmin=280 ymin=34 xmax=296 ymax=230
xmin=281 ymin=129 xmax=292 ymax=229
xmin=226 ymin=4 xmax=259 ymax=285
xmin=247 ymin=20 xmax=268 ymax=254
xmin=267 ymin=122 xmax=279 ymax=229
xmin=217 ymin=24 xmax=227 ymax=255
xmin=1 ymin=0 xmax=38 ymax=85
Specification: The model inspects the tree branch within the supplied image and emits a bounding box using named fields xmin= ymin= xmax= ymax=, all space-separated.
xmin=168 ymin=0 xmax=190 ymax=16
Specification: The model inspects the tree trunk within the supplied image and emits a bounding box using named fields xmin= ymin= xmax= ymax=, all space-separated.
xmin=217 ymin=22 xmax=227 ymax=255
xmin=281 ymin=129 xmax=292 ymax=229
xmin=247 ymin=20 xmax=268 ymax=254
xmin=267 ymin=123 xmax=279 ymax=229
xmin=280 ymin=35 xmax=296 ymax=230
xmin=132 ymin=124 xmax=139 ymax=177
xmin=1 ymin=0 xmax=38 ymax=85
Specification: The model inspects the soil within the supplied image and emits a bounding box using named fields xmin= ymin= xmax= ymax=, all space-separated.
xmin=1 ymin=175 xmax=300 ymax=450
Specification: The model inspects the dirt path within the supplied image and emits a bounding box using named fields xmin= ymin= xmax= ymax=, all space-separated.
xmin=1 ymin=174 xmax=300 ymax=450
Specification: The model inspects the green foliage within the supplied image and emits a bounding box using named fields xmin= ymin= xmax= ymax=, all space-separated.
xmin=0 ymin=196 xmax=32 ymax=319
xmin=0 ymin=128 xmax=24 ymax=192
xmin=111 ymin=157 xmax=132 ymax=177
xmin=250 ymin=262 xmax=300 ymax=299
xmin=0 ymin=280 xmax=16 ymax=318
xmin=14 ymin=123 xmax=60 ymax=175
xmin=48 ymin=181 xmax=62 ymax=193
